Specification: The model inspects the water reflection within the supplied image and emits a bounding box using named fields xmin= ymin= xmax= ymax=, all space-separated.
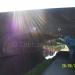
xmin=1 ymin=33 xmax=44 ymax=75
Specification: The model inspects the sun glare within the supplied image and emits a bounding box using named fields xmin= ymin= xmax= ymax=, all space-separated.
xmin=11 ymin=11 xmax=46 ymax=34
xmin=0 ymin=0 xmax=75 ymax=12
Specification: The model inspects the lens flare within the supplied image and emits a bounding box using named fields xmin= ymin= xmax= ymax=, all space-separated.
xmin=11 ymin=11 xmax=47 ymax=35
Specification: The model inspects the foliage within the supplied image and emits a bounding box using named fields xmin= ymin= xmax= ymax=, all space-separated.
xmin=42 ymin=38 xmax=65 ymax=51
xmin=24 ymin=58 xmax=55 ymax=75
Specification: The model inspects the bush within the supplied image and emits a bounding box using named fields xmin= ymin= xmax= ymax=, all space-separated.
xmin=24 ymin=58 xmax=55 ymax=75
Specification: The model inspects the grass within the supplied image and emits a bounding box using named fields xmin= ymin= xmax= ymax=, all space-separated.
xmin=24 ymin=57 xmax=55 ymax=75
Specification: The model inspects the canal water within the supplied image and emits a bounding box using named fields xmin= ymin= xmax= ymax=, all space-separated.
xmin=0 ymin=33 xmax=44 ymax=75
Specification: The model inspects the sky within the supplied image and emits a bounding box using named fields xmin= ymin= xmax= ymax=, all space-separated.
xmin=0 ymin=0 xmax=75 ymax=12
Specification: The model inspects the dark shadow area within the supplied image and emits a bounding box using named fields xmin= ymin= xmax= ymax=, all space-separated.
xmin=0 ymin=7 xmax=75 ymax=75
xmin=42 ymin=51 xmax=75 ymax=75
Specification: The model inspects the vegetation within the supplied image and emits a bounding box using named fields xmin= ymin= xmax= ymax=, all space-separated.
xmin=24 ymin=38 xmax=65 ymax=75
xmin=42 ymin=38 xmax=66 ymax=52
xmin=24 ymin=58 xmax=55 ymax=75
